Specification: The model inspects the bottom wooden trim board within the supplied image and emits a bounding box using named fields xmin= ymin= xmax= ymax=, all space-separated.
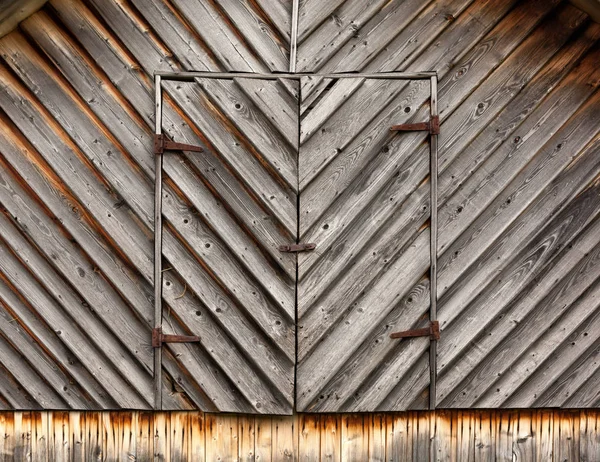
xmin=0 ymin=410 xmax=598 ymax=461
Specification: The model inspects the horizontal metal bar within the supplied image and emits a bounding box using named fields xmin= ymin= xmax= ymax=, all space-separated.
xmin=154 ymin=71 xmax=438 ymax=81
xmin=389 ymin=321 xmax=440 ymax=340
xmin=278 ymin=243 xmax=316 ymax=253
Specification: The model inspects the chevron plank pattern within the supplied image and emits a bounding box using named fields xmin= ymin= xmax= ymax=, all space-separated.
xmin=296 ymin=0 xmax=600 ymax=411
xmin=0 ymin=0 xmax=294 ymax=412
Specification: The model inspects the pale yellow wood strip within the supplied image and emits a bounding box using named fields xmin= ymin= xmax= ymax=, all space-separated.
xmin=154 ymin=412 xmax=171 ymax=462
xmin=68 ymin=411 xmax=83 ymax=462
xmin=340 ymin=414 xmax=366 ymax=462
xmin=474 ymin=410 xmax=494 ymax=462
xmin=368 ymin=414 xmax=386 ymax=462
xmin=272 ymin=416 xmax=295 ymax=462
xmin=534 ymin=410 xmax=553 ymax=462
xmin=205 ymin=414 xmax=239 ymax=462
xmin=136 ymin=411 xmax=153 ymax=462
xmin=434 ymin=410 xmax=452 ymax=462
xmin=30 ymin=411 xmax=48 ymax=462
xmin=238 ymin=415 xmax=255 ymax=462
xmin=299 ymin=414 xmax=320 ymax=461
xmin=255 ymin=415 xmax=272 ymax=462
xmin=189 ymin=412 xmax=205 ymax=462
xmin=170 ymin=412 xmax=188 ymax=461
xmin=321 ymin=414 xmax=340 ymax=462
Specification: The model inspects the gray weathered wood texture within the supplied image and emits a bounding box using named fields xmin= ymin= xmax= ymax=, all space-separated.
xmin=294 ymin=0 xmax=600 ymax=411
xmin=0 ymin=0 xmax=598 ymax=414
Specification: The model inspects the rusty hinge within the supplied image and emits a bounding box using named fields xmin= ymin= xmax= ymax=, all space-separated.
xmin=390 ymin=115 xmax=440 ymax=135
xmin=152 ymin=327 xmax=201 ymax=348
xmin=153 ymin=134 xmax=204 ymax=155
xmin=389 ymin=321 xmax=440 ymax=340
xmin=278 ymin=243 xmax=316 ymax=253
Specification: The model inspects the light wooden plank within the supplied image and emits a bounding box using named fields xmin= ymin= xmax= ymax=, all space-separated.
xmin=153 ymin=412 xmax=171 ymax=462
xmin=0 ymin=412 xmax=15 ymax=462
xmin=205 ymin=414 xmax=239 ymax=462
xmin=69 ymin=412 xmax=84 ymax=462
xmin=189 ymin=412 xmax=205 ymax=461
xmin=48 ymin=412 xmax=70 ymax=462
xmin=136 ymin=412 xmax=153 ymax=462
xmin=298 ymin=415 xmax=320 ymax=462
xmin=340 ymin=415 xmax=367 ymax=462
xmin=319 ymin=414 xmax=340 ymax=462
xmin=30 ymin=411 xmax=48 ymax=462
xmin=255 ymin=416 xmax=272 ymax=462
xmin=368 ymin=414 xmax=386 ymax=462
xmin=495 ymin=412 xmax=513 ymax=462
xmin=238 ymin=415 xmax=255 ymax=462
xmin=513 ymin=412 xmax=534 ymax=462
xmin=534 ymin=411 xmax=553 ymax=462
xmin=272 ymin=416 xmax=295 ymax=462
xmin=84 ymin=412 xmax=102 ymax=462
xmin=474 ymin=411 xmax=494 ymax=462
xmin=579 ymin=411 xmax=600 ymax=462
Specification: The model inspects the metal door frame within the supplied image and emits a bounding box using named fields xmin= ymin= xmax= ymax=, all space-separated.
xmin=153 ymin=71 xmax=439 ymax=410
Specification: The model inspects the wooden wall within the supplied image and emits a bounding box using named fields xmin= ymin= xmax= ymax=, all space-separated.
xmin=0 ymin=410 xmax=599 ymax=461
xmin=0 ymin=0 xmax=599 ymax=416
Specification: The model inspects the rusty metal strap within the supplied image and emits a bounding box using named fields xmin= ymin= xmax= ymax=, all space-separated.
xmin=152 ymin=327 xmax=201 ymax=348
xmin=389 ymin=321 xmax=440 ymax=340
xmin=390 ymin=115 xmax=440 ymax=135
xmin=153 ymin=134 xmax=204 ymax=155
xmin=278 ymin=243 xmax=316 ymax=253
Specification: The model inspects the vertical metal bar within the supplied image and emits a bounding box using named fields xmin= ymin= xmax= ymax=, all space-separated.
xmin=429 ymin=74 xmax=438 ymax=412
xmin=289 ymin=0 xmax=299 ymax=72
xmin=153 ymin=75 xmax=163 ymax=410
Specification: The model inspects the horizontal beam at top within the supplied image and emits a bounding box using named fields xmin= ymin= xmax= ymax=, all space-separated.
xmin=154 ymin=71 xmax=438 ymax=81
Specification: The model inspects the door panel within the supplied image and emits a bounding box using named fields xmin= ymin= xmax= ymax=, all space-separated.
xmin=158 ymin=77 xmax=298 ymax=413
xmin=297 ymin=77 xmax=434 ymax=412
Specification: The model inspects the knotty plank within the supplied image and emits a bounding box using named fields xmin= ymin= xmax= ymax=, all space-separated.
xmin=474 ymin=411 xmax=494 ymax=462
xmin=137 ymin=412 xmax=154 ymax=462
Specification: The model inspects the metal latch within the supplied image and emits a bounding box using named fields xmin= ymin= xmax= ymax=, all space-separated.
xmin=152 ymin=327 xmax=201 ymax=348
xmin=153 ymin=134 xmax=204 ymax=155
xmin=278 ymin=243 xmax=316 ymax=253
xmin=390 ymin=115 xmax=440 ymax=135
xmin=389 ymin=321 xmax=440 ymax=340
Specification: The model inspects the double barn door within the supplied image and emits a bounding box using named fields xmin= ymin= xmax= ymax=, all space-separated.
xmin=154 ymin=74 xmax=438 ymax=413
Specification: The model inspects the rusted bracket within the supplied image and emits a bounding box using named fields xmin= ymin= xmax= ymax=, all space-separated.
xmin=389 ymin=321 xmax=440 ymax=340
xmin=278 ymin=243 xmax=316 ymax=253
xmin=152 ymin=327 xmax=201 ymax=348
xmin=390 ymin=115 xmax=440 ymax=135
xmin=153 ymin=134 xmax=204 ymax=155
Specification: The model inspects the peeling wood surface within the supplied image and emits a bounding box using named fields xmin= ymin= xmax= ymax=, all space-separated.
xmin=0 ymin=411 xmax=599 ymax=461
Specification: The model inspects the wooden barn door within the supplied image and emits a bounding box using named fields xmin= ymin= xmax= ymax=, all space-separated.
xmin=296 ymin=75 xmax=438 ymax=412
xmin=154 ymin=76 xmax=298 ymax=413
